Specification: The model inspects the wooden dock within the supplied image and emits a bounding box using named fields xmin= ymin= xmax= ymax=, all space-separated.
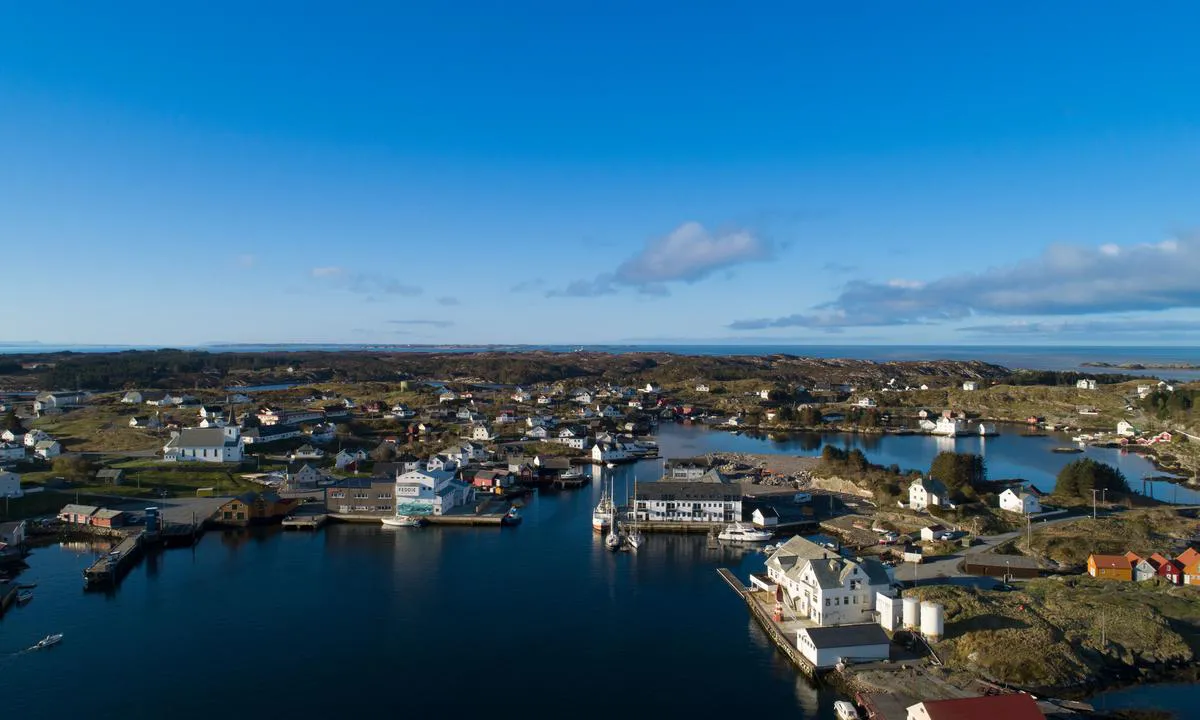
xmin=424 ymin=514 xmax=506 ymax=526
xmin=717 ymin=567 xmax=818 ymax=679
xmin=282 ymin=513 xmax=328 ymax=530
xmin=84 ymin=531 xmax=145 ymax=590
xmin=551 ymin=475 xmax=589 ymax=490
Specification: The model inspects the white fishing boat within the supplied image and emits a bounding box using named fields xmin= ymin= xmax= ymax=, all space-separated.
xmin=592 ymin=478 xmax=614 ymax=532
xmin=718 ymin=522 xmax=772 ymax=542
xmin=33 ymin=634 xmax=63 ymax=650
xmin=834 ymin=700 xmax=860 ymax=720
xmin=380 ymin=515 xmax=424 ymax=528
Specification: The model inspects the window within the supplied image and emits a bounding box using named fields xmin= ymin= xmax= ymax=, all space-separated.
xmin=825 ymin=599 xmax=830 ymax=607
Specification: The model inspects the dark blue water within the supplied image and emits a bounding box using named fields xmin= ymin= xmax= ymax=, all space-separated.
xmin=0 ymin=466 xmax=834 ymax=720
xmin=652 ymin=423 xmax=1200 ymax=505
xmin=3 ymin=344 xmax=1199 ymax=378
xmin=1091 ymin=682 xmax=1200 ymax=717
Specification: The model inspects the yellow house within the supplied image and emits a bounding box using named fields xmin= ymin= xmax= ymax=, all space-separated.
xmin=1178 ymin=547 xmax=1200 ymax=586
xmin=217 ymin=491 xmax=296 ymax=526
xmin=1087 ymin=554 xmax=1133 ymax=581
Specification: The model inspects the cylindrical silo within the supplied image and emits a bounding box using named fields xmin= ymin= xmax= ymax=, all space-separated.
xmin=920 ymin=601 xmax=944 ymax=641
xmin=902 ymin=597 xmax=920 ymax=630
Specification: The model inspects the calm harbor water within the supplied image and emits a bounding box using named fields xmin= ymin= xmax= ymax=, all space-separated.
xmin=653 ymin=422 xmax=1200 ymax=505
xmin=1 ymin=425 xmax=1194 ymax=720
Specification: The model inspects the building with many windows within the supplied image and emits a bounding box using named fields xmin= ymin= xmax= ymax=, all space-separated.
xmin=163 ymin=426 xmax=244 ymax=463
xmin=632 ymin=481 xmax=741 ymax=524
xmin=325 ymin=478 xmax=396 ymax=517
xmin=765 ymin=535 xmax=892 ymax=626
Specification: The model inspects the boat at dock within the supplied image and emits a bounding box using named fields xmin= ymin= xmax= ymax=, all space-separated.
xmin=32 ymin=633 xmax=62 ymax=650
xmin=502 ymin=507 xmax=523 ymax=526
xmin=605 ymin=526 xmax=622 ymax=551
xmin=592 ymin=478 xmax=615 ymax=532
xmin=625 ymin=474 xmax=645 ymax=550
xmin=717 ymin=523 xmax=772 ymax=542
xmin=380 ymin=515 xmax=425 ymax=528
xmin=834 ymin=700 xmax=860 ymax=720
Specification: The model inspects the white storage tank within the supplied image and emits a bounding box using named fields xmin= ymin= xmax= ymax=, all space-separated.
xmin=902 ymin=597 xmax=920 ymax=630
xmin=920 ymin=601 xmax=944 ymax=641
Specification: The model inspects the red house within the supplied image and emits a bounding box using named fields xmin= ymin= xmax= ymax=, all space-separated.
xmin=1157 ymin=557 xmax=1184 ymax=585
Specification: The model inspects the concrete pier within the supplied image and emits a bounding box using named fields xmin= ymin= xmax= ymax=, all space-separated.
xmin=84 ymin=531 xmax=145 ymax=590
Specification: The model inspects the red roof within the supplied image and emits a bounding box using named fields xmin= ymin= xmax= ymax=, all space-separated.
xmin=1149 ymin=552 xmax=1171 ymax=567
xmin=1177 ymin=547 xmax=1200 ymax=569
xmin=918 ymin=693 xmax=1045 ymax=720
xmin=1124 ymin=551 xmax=1143 ymax=564
xmin=1090 ymin=554 xmax=1132 ymax=570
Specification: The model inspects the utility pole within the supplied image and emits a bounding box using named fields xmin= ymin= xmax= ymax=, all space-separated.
xmin=1091 ymin=488 xmax=1100 ymax=520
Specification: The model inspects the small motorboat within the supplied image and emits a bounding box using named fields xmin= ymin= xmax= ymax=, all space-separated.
xmin=16 ymin=590 xmax=33 ymax=604
xmin=502 ymin=507 xmax=523 ymax=526
xmin=380 ymin=515 xmax=424 ymax=528
xmin=33 ymin=634 xmax=63 ymax=650
xmin=834 ymin=700 xmax=860 ymax=720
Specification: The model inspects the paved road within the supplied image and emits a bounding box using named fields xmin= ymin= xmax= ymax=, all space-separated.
xmin=891 ymin=508 xmax=1114 ymax=585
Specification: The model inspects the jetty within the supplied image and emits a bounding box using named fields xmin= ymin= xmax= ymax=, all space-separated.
xmin=282 ymin=504 xmax=329 ymax=530
xmin=717 ymin=567 xmax=819 ymax=679
xmin=84 ymin=531 xmax=146 ymax=590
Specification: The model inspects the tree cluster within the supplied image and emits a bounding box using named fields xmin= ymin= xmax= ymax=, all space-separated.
xmin=1055 ymin=458 xmax=1129 ymax=499
xmin=1140 ymin=388 xmax=1197 ymax=422
xmin=929 ymin=452 xmax=987 ymax=500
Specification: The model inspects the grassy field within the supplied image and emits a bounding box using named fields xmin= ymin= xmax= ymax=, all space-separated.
xmin=910 ymin=578 xmax=1198 ymax=690
xmin=1021 ymin=509 xmax=1199 ymax=566
xmin=902 ymin=383 xmax=1139 ymax=430
xmin=29 ymin=400 xmax=165 ymax=453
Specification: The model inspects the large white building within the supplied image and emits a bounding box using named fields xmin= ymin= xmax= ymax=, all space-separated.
xmin=907 ymin=477 xmax=949 ymax=511
xmin=765 ymin=535 xmax=892 ymax=626
xmin=163 ymin=426 xmax=244 ymax=463
xmin=394 ymin=469 xmax=474 ymax=517
xmin=632 ymin=481 xmax=741 ymax=524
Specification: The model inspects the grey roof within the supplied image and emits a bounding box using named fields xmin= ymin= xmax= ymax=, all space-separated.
xmin=242 ymin=425 xmax=298 ymax=439
xmin=801 ymin=623 xmax=890 ymax=649
xmin=169 ymin=428 xmax=237 ymax=448
xmin=806 ymin=555 xmax=891 ymax=590
xmin=95 ymin=469 xmax=124 ymax=479
xmin=60 ymin=504 xmax=99 ymax=516
xmin=329 ymin=477 xmax=393 ymax=490
xmin=636 ymin=481 xmax=741 ymax=502
xmin=94 ymin=508 xmax=124 ymax=520
xmin=914 ymin=477 xmax=948 ymax=495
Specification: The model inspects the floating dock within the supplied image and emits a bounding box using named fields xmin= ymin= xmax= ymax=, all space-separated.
xmin=717 ymin=567 xmax=818 ymax=679
xmin=282 ymin=513 xmax=328 ymax=530
xmin=84 ymin=531 xmax=145 ymax=590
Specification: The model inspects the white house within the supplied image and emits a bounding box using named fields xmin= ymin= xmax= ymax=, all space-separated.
xmin=854 ymin=397 xmax=877 ymax=408
xmin=334 ymin=448 xmax=368 ymax=469
xmin=725 ymin=415 xmax=745 ymax=427
xmin=591 ymin=441 xmax=631 ymax=464
xmin=0 ymin=470 xmax=23 ymax=498
xmin=599 ymin=405 xmax=623 ymax=419
xmin=908 ymin=477 xmax=949 ymax=511
xmin=34 ymin=440 xmax=62 ymax=460
xmin=163 ymin=427 xmax=243 ymax=463
xmin=536 ymin=395 xmax=552 ymax=406
xmin=961 ymin=381 xmax=979 ymax=391
xmin=999 ymin=487 xmax=1042 ymax=515
xmin=931 ymin=416 xmax=966 ymax=437
xmin=129 ymin=415 xmax=163 ymax=429
xmin=1076 ymin=379 xmax=1097 ymax=390
xmin=511 ymin=388 xmax=532 ymax=403
xmin=469 ymin=425 xmax=493 ymax=442
xmin=765 ymin=535 xmax=892 ymax=626
xmin=437 ymin=391 xmax=459 ymax=404
xmin=526 ymin=425 xmax=549 ymax=440
xmin=0 ymin=442 xmax=26 ymax=461
xmin=394 ymin=468 xmax=474 ymax=516
xmin=35 ymin=391 xmax=90 ymax=409
xmin=1 ymin=429 xmax=25 ymax=444
xmin=632 ymin=481 xmax=741 ymax=524
xmin=22 ymin=429 xmax=51 ymax=447
xmin=751 ymin=507 xmax=779 ymax=528
xmin=426 ymin=454 xmax=458 ymax=472
xmin=121 ymin=391 xmax=144 ymax=404
xmin=695 ymin=384 xmax=710 ymax=393
xmin=0 ymin=518 xmax=26 ymax=547
xmin=290 ymin=444 xmax=325 ymax=460
xmin=288 ymin=463 xmax=325 ymax=488
xmin=308 ymin=423 xmax=337 ymax=444
xmin=758 ymin=389 xmax=772 ymax=400
xmin=795 ymin=624 xmax=891 ymax=669
xmin=1117 ymin=420 xmax=1137 ymax=438
xmin=643 ymin=383 xmax=660 ymax=394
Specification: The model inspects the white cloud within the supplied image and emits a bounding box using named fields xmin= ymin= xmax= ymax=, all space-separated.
xmin=311 ymin=267 xmax=421 ymax=296
xmin=730 ymin=233 xmax=1199 ymax=330
xmin=550 ymin=221 xmax=771 ymax=297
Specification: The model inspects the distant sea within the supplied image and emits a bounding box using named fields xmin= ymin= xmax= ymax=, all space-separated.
xmin=1 ymin=343 xmax=1199 ymax=378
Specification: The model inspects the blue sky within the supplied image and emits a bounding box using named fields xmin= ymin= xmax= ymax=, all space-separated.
xmin=3 ymin=2 xmax=1199 ymax=346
